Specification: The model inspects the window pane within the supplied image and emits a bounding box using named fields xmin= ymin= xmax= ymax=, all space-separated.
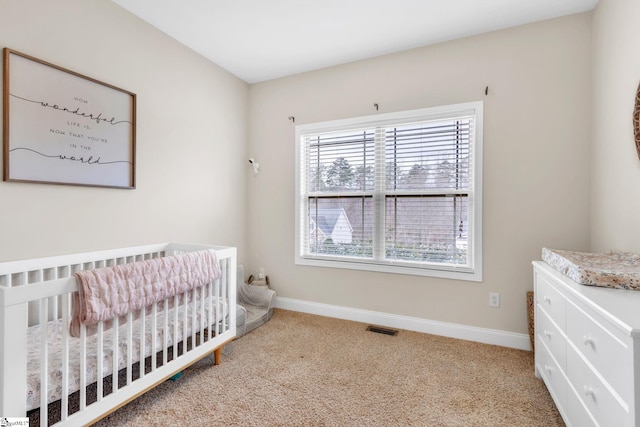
xmin=308 ymin=197 xmax=373 ymax=258
xmin=306 ymin=130 xmax=375 ymax=193
xmin=385 ymin=196 xmax=468 ymax=264
xmin=385 ymin=120 xmax=471 ymax=192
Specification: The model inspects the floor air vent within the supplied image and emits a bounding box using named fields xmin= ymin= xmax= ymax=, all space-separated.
xmin=366 ymin=325 xmax=398 ymax=336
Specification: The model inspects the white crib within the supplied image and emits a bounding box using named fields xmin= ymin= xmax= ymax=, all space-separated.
xmin=0 ymin=242 xmax=236 ymax=426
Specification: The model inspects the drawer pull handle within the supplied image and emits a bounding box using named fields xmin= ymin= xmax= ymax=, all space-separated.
xmin=543 ymin=330 xmax=552 ymax=338
xmin=544 ymin=364 xmax=552 ymax=373
xmin=543 ymin=296 xmax=551 ymax=304
xmin=583 ymin=335 xmax=595 ymax=347
xmin=584 ymin=386 xmax=596 ymax=400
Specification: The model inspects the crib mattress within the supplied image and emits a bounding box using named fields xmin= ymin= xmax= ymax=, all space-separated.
xmin=26 ymin=297 xmax=228 ymax=411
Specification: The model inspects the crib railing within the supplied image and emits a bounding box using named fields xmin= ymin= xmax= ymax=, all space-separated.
xmin=0 ymin=243 xmax=236 ymax=426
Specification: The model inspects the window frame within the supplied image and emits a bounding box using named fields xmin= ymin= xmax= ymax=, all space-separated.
xmin=295 ymin=101 xmax=483 ymax=281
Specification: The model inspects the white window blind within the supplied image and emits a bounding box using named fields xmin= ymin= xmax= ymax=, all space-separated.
xmin=295 ymin=102 xmax=482 ymax=281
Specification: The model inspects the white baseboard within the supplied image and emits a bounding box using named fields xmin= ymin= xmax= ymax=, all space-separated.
xmin=275 ymin=297 xmax=532 ymax=351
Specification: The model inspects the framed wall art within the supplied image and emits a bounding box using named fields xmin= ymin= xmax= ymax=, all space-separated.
xmin=3 ymin=48 xmax=136 ymax=188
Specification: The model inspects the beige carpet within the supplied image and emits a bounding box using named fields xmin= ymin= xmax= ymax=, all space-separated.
xmin=94 ymin=309 xmax=563 ymax=426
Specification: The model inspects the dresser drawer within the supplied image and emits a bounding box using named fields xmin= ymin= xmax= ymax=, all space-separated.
xmin=565 ymin=301 xmax=631 ymax=404
xmin=536 ymin=308 xmax=566 ymax=370
xmin=566 ymin=386 xmax=598 ymax=427
xmin=536 ymin=339 xmax=569 ymax=418
xmin=536 ymin=272 xmax=566 ymax=329
xmin=566 ymin=344 xmax=629 ymax=427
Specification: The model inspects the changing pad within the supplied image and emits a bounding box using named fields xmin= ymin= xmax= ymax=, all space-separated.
xmin=542 ymin=248 xmax=640 ymax=291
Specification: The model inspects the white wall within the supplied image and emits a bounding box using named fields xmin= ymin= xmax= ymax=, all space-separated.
xmin=0 ymin=1 xmax=599 ymax=338
xmin=0 ymin=0 xmax=249 ymax=261
xmin=249 ymin=13 xmax=592 ymax=334
xmin=591 ymin=0 xmax=640 ymax=252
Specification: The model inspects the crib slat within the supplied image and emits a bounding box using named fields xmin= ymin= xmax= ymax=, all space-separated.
xmin=220 ymin=266 xmax=225 ymax=334
xmin=112 ymin=316 xmax=119 ymax=392
xmin=151 ymin=303 xmax=157 ymax=372
xmin=139 ymin=306 xmax=146 ymax=380
xmin=126 ymin=311 xmax=133 ymax=386
xmin=173 ymin=294 xmax=179 ymax=358
xmin=163 ymin=298 xmax=169 ymax=367
xmin=61 ymin=295 xmax=70 ymax=422
xmin=191 ymin=289 xmax=197 ymax=349
xmin=207 ymin=280 xmax=213 ymax=341
xmin=215 ymin=272 xmax=221 ymax=335
xmin=97 ymin=321 xmax=104 ymax=402
xmin=79 ymin=323 xmax=86 ymax=411
xmin=182 ymin=291 xmax=188 ymax=357
xmin=200 ymin=284 xmax=205 ymax=345
xmin=222 ymin=261 xmax=228 ymax=332
xmin=39 ymin=299 xmax=48 ymax=427
xmin=48 ymin=288 xmax=58 ymax=322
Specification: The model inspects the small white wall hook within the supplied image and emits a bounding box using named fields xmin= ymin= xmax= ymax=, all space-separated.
xmin=248 ymin=158 xmax=260 ymax=174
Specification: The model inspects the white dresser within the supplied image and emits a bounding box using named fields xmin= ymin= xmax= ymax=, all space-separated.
xmin=533 ymin=261 xmax=640 ymax=427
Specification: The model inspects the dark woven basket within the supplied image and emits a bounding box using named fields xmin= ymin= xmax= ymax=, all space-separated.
xmin=634 ymin=81 xmax=640 ymax=160
xmin=527 ymin=291 xmax=535 ymax=352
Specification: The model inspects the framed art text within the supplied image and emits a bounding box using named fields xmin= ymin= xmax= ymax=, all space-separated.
xmin=3 ymin=48 xmax=136 ymax=188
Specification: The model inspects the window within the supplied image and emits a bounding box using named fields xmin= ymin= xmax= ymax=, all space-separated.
xmin=295 ymin=102 xmax=483 ymax=281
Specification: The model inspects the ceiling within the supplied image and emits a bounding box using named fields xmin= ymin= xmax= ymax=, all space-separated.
xmin=112 ymin=0 xmax=599 ymax=84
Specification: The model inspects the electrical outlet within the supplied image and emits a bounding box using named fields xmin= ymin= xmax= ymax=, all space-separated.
xmin=259 ymin=268 xmax=265 ymax=279
xmin=489 ymin=292 xmax=500 ymax=308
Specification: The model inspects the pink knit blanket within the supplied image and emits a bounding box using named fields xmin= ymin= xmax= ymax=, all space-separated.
xmin=70 ymin=250 xmax=220 ymax=337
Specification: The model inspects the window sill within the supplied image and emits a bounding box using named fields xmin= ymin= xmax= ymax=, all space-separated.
xmin=295 ymin=255 xmax=482 ymax=281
